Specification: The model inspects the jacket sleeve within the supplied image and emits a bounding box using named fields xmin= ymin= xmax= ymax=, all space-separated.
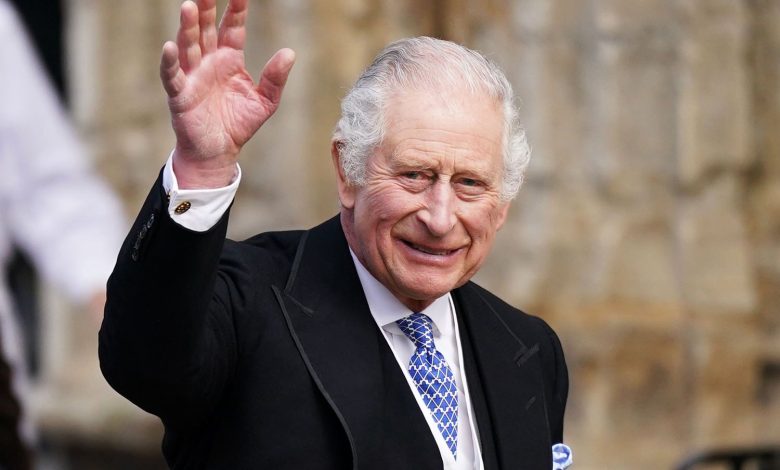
xmin=98 ymin=172 xmax=240 ymax=428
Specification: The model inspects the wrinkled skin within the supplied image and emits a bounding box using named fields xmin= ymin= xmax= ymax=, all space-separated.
xmin=334 ymin=88 xmax=511 ymax=312
xmin=160 ymin=0 xmax=295 ymax=188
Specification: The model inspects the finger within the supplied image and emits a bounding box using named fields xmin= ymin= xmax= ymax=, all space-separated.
xmin=160 ymin=41 xmax=188 ymax=98
xmin=257 ymin=48 xmax=296 ymax=109
xmin=196 ymin=0 xmax=218 ymax=54
xmin=217 ymin=0 xmax=248 ymax=51
xmin=176 ymin=1 xmax=201 ymax=72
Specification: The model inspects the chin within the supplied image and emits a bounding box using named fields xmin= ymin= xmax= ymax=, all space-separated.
xmin=397 ymin=279 xmax=458 ymax=302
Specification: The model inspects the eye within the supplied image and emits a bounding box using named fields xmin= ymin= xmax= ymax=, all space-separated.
xmin=398 ymin=170 xmax=433 ymax=192
xmin=455 ymin=176 xmax=488 ymax=196
xmin=400 ymin=170 xmax=434 ymax=183
xmin=456 ymin=177 xmax=485 ymax=188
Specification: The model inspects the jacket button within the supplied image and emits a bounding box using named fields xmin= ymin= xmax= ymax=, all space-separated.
xmin=174 ymin=201 xmax=192 ymax=214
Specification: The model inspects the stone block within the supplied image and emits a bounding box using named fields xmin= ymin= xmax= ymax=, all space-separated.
xmin=510 ymin=39 xmax=589 ymax=185
xmin=677 ymin=0 xmax=752 ymax=187
xmin=99 ymin=0 xmax=167 ymax=122
xmin=589 ymin=30 xmax=677 ymax=202
xmin=689 ymin=315 xmax=761 ymax=446
xmin=749 ymin=0 xmax=780 ymax=178
xmin=604 ymin=219 xmax=680 ymax=305
xmin=511 ymin=0 xmax=588 ymax=37
xmin=677 ymin=177 xmax=757 ymax=314
xmin=594 ymin=0 xmax=677 ymax=36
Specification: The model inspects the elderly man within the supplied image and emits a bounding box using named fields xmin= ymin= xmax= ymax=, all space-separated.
xmin=99 ymin=0 xmax=568 ymax=468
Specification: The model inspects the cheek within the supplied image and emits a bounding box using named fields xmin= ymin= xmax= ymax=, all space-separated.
xmin=362 ymin=185 xmax=421 ymax=222
xmin=462 ymin=205 xmax=503 ymax=244
xmin=354 ymin=187 xmax=404 ymax=245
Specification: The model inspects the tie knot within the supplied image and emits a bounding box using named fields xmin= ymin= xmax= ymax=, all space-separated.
xmin=396 ymin=312 xmax=435 ymax=350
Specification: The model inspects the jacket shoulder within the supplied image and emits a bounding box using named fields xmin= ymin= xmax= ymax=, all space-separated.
xmin=462 ymin=281 xmax=564 ymax=359
xmin=220 ymin=229 xmax=305 ymax=284
xmin=462 ymin=282 xmax=551 ymax=332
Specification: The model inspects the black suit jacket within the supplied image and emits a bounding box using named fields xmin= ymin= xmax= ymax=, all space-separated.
xmin=99 ymin=175 xmax=568 ymax=469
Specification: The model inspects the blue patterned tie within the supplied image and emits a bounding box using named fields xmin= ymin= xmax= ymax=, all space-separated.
xmin=396 ymin=312 xmax=458 ymax=458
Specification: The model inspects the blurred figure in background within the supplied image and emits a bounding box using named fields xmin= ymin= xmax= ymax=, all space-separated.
xmin=0 ymin=0 xmax=125 ymax=467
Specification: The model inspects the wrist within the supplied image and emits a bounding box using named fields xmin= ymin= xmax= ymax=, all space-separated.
xmin=172 ymin=149 xmax=238 ymax=189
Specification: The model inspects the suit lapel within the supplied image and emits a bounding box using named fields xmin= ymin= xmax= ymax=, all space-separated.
xmin=454 ymin=283 xmax=552 ymax=469
xmin=272 ymin=216 xmax=440 ymax=469
xmin=456 ymin=309 xmax=500 ymax=470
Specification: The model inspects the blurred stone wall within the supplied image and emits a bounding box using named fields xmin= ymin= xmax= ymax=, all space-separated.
xmin=47 ymin=0 xmax=779 ymax=468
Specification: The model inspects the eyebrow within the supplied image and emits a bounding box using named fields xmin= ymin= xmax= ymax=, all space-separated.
xmin=391 ymin=155 xmax=498 ymax=183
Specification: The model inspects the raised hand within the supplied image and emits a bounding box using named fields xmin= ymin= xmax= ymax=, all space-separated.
xmin=160 ymin=0 xmax=295 ymax=188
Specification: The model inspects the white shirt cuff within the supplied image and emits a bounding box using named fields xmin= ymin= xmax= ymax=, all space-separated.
xmin=161 ymin=152 xmax=241 ymax=232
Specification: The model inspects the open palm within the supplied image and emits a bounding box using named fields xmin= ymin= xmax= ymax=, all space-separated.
xmin=161 ymin=0 xmax=295 ymax=188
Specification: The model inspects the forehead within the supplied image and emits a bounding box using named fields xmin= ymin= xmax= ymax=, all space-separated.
xmin=379 ymin=88 xmax=505 ymax=171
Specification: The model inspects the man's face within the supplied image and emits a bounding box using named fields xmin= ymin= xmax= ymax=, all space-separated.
xmin=335 ymin=88 xmax=511 ymax=312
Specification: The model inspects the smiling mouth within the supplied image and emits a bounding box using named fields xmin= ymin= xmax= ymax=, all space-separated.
xmin=403 ymin=240 xmax=459 ymax=256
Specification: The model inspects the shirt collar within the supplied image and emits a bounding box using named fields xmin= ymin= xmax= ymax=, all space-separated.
xmin=349 ymin=249 xmax=453 ymax=338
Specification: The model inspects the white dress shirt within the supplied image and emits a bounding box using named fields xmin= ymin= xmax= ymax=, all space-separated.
xmin=162 ymin=158 xmax=484 ymax=469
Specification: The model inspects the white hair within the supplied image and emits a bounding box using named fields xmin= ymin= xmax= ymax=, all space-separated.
xmin=332 ymin=36 xmax=530 ymax=201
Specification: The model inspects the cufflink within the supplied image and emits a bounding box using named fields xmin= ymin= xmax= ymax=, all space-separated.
xmin=174 ymin=201 xmax=191 ymax=214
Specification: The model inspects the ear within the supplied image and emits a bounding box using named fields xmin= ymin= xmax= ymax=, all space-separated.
xmin=331 ymin=141 xmax=356 ymax=209
xmin=495 ymin=201 xmax=511 ymax=231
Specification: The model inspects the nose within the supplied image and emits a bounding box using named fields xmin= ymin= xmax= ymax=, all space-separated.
xmin=418 ymin=180 xmax=457 ymax=237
